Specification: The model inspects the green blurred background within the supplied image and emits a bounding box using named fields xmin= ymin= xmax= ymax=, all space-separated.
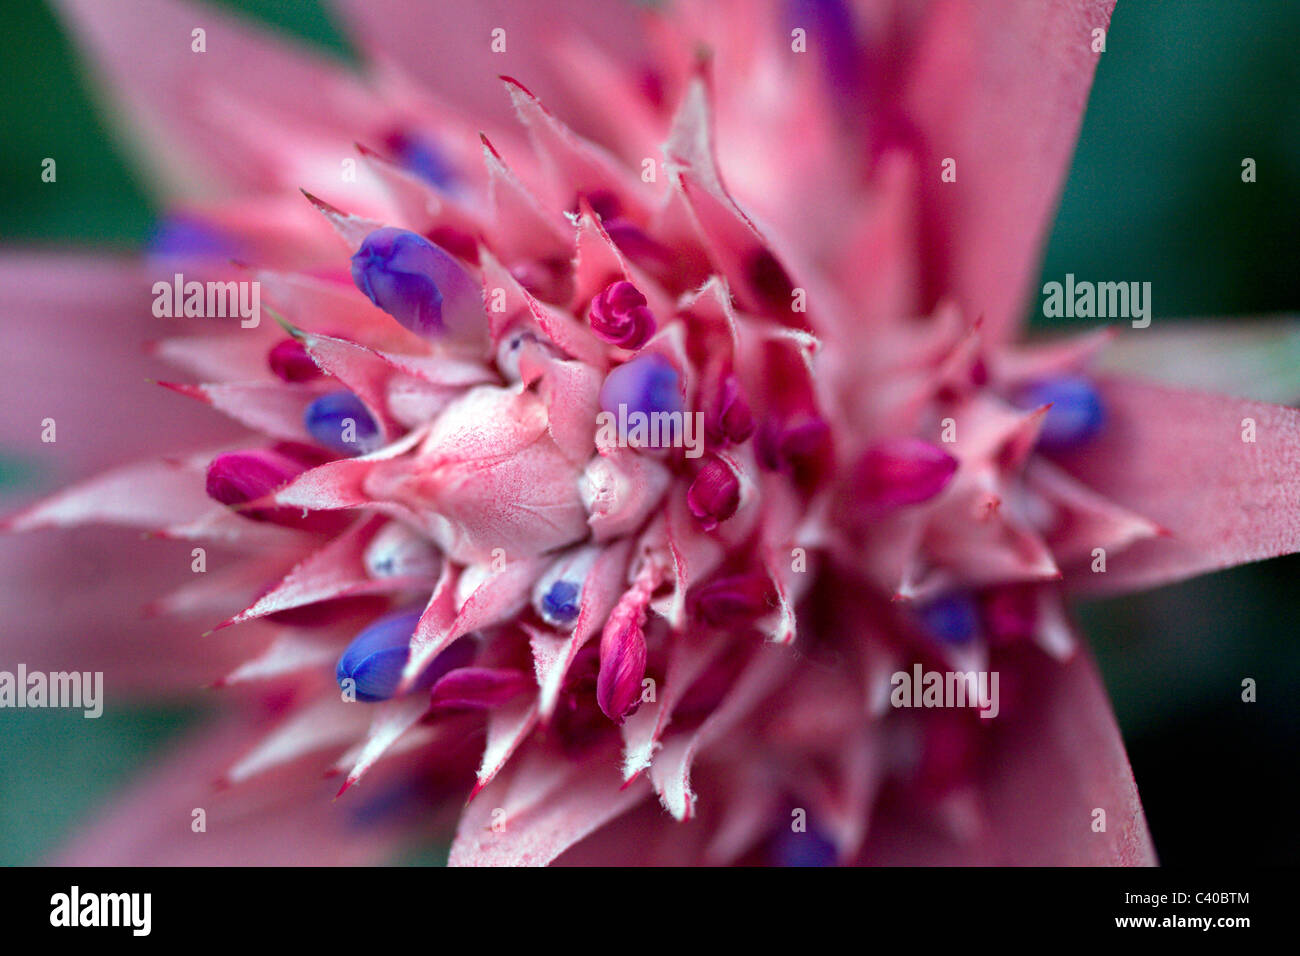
xmin=1 ymin=0 xmax=1297 ymax=864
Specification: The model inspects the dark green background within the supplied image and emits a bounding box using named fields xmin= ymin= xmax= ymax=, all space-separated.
xmin=1 ymin=0 xmax=1296 ymax=864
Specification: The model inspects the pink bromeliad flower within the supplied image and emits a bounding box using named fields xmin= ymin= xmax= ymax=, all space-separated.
xmin=3 ymin=0 xmax=1297 ymax=866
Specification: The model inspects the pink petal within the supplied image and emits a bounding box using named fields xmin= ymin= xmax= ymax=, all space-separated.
xmin=620 ymin=632 xmax=725 ymax=781
xmin=332 ymin=0 xmax=646 ymax=135
xmin=0 ymin=255 xmax=242 ymax=484
xmin=51 ymin=0 xmax=375 ymax=196
xmin=158 ymin=380 xmax=323 ymax=443
xmin=862 ymin=648 xmax=1154 ymax=865
xmin=223 ymin=698 xmax=367 ymax=785
xmin=468 ymin=694 xmax=540 ymax=798
xmin=448 ymin=744 xmax=650 ymax=867
xmin=335 ymin=696 xmax=430 ymax=795
xmin=4 ymin=458 xmax=213 ymax=533
xmin=650 ymin=645 xmax=795 ymax=820
xmin=54 ymin=717 xmax=408 ymax=865
xmin=1059 ymin=376 xmax=1300 ymax=594
xmin=0 ymin=528 xmax=273 ymax=696
xmin=401 ymin=556 xmax=545 ymax=690
xmin=904 ymin=0 xmax=1115 ymax=342
xmin=220 ymin=517 xmax=426 ymax=627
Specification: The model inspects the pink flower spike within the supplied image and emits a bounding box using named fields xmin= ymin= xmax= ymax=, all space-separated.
xmin=588 ymin=280 xmax=656 ymax=349
xmin=854 ymin=437 xmax=958 ymax=513
xmin=687 ymin=455 xmax=741 ymax=531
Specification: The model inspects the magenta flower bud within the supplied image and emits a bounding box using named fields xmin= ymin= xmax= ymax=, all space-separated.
xmin=704 ymin=372 xmax=754 ymax=446
xmin=350 ymin=227 xmax=485 ymax=344
xmin=267 ymin=337 xmax=322 ymax=382
xmin=596 ymin=603 xmax=648 ymax=722
xmin=691 ymin=573 xmax=776 ymax=628
xmin=588 ymin=280 xmax=656 ymax=349
xmin=980 ymin=585 xmax=1038 ymax=644
xmin=429 ymin=667 xmax=532 ymax=710
xmin=757 ymin=413 xmax=833 ymax=480
xmin=205 ymin=447 xmax=309 ymax=513
xmin=854 ymin=437 xmax=957 ymax=512
xmin=687 ymin=456 xmax=741 ymax=531
xmin=205 ymin=445 xmax=341 ymax=532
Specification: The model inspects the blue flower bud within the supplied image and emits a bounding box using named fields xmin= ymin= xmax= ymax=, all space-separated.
xmin=917 ymin=592 xmax=979 ymax=646
xmin=783 ymin=0 xmax=859 ymax=99
xmin=336 ymin=609 xmax=475 ymax=702
xmin=599 ymin=354 xmax=684 ymax=420
xmin=387 ymin=131 xmax=458 ymax=192
xmin=532 ymin=546 xmax=600 ymax=630
xmin=770 ymin=821 xmax=838 ymax=867
xmin=350 ymin=227 xmax=485 ymax=344
xmin=304 ymin=390 xmax=381 ymax=455
xmin=1015 ymin=376 xmax=1105 ymax=451
xmin=147 ymin=215 xmax=236 ymax=260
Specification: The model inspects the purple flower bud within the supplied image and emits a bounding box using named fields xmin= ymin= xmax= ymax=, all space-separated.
xmin=147 ymin=215 xmax=236 ymax=261
xmin=350 ymin=227 xmax=485 ymax=343
xmin=588 ymin=280 xmax=656 ymax=349
xmin=854 ymin=437 xmax=957 ymax=512
xmin=599 ymin=353 xmax=683 ymax=421
xmin=532 ymin=547 xmax=600 ymax=630
xmin=1014 ymin=377 xmax=1105 ymax=451
xmin=769 ymin=818 xmax=838 ymax=867
xmin=383 ymin=130 xmax=458 ymax=191
xmin=917 ymin=592 xmax=979 ymax=645
xmin=267 ymin=338 xmax=322 ymax=382
xmin=304 ymin=390 xmax=382 ymax=455
xmin=336 ymin=609 xmax=475 ymax=703
xmin=783 ymin=0 xmax=859 ymax=100
xmin=687 ymin=456 xmax=741 ymax=530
